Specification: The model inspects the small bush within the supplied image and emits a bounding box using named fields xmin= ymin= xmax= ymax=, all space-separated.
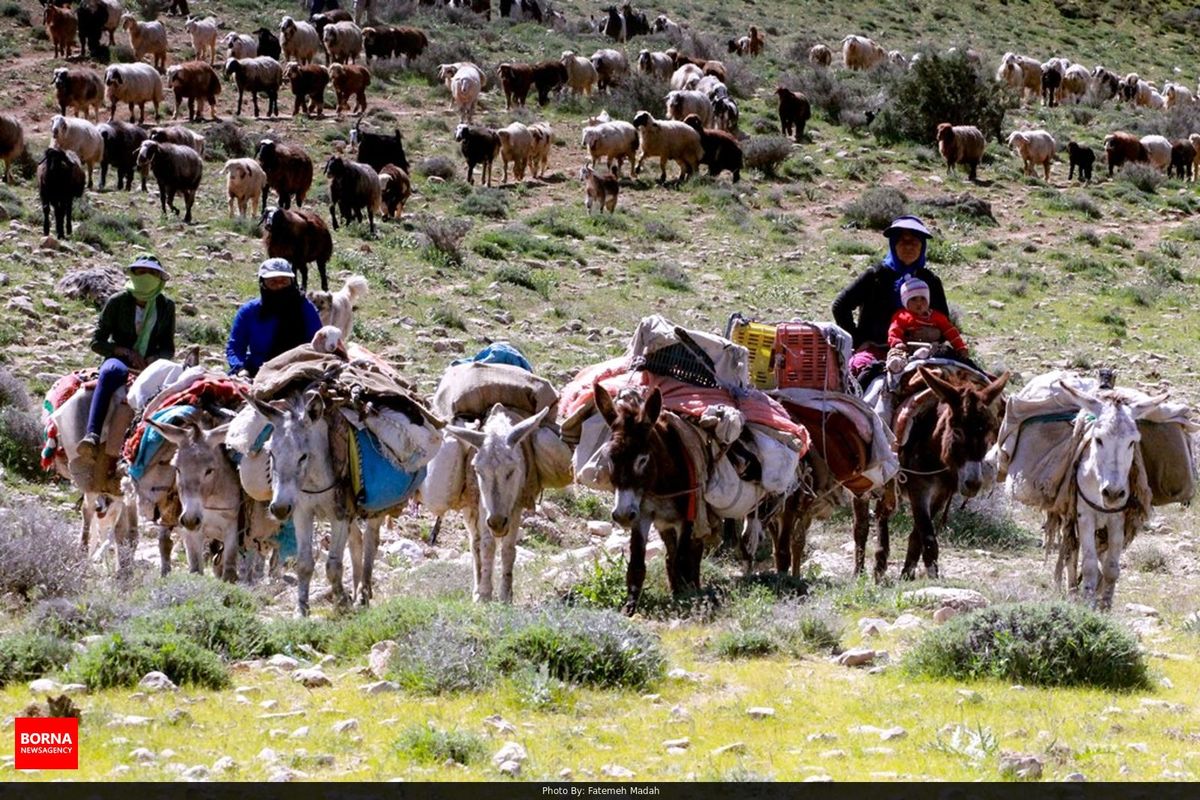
xmin=429 ymin=306 xmax=467 ymax=331
xmin=873 ymin=50 xmax=1007 ymax=145
xmin=328 ymin=597 xmax=442 ymax=657
xmin=29 ymin=595 xmax=131 ymax=640
xmin=264 ymin=617 xmax=336 ymax=656
xmin=205 ymin=121 xmax=255 ymax=161
xmin=414 ymin=156 xmax=457 ymax=180
xmin=743 ymin=136 xmax=794 ymax=178
xmin=131 ymin=599 xmax=271 ymax=660
xmin=1119 ymin=163 xmax=1164 ymax=194
xmin=905 ymin=602 xmax=1150 ymax=690
xmin=420 ymin=217 xmax=472 ymax=267
xmin=564 ymin=552 xmax=629 ymax=610
xmin=71 ymin=631 xmax=230 ymax=690
xmin=942 ymin=509 xmax=1036 ymax=551
xmin=0 ymin=496 xmax=84 ymax=602
xmin=459 ymin=188 xmax=509 ymax=219
xmin=633 ymin=259 xmax=691 ymax=291
xmin=1127 ymin=542 xmax=1170 ymax=574
xmin=842 ymin=186 xmax=908 ymax=230
xmin=0 ymin=405 xmax=41 ymax=478
xmin=388 ymin=612 xmax=496 ymax=693
xmin=713 ymin=629 xmax=778 ymax=659
xmin=140 ymin=572 xmax=258 ymax=613
xmin=783 ymin=64 xmax=871 ymax=125
xmin=394 ymin=723 xmax=487 ymax=766
xmin=605 ymin=72 xmax=670 ymax=123
xmin=0 ymin=631 xmax=75 ymax=688
xmin=723 ymin=58 xmax=760 ymax=99
xmin=1053 ymin=192 xmax=1102 ymax=219
xmin=494 ymin=264 xmax=553 ymax=299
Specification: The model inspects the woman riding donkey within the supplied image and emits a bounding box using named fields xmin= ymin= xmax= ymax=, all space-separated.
xmin=78 ymin=256 xmax=176 ymax=458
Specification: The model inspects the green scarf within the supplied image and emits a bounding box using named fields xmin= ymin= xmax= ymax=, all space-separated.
xmin=126 ymin=275 xmax=163 ymax=358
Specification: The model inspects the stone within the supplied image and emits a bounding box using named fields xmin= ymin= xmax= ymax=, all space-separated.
xmin=493 ymin=741 xmax=527 ymax=766
xmin=268 ymin=768 xmax=307 ymax=782
xmin=747 ymin=707 xmax=775 ymax=720
xmin=803 ymin=775 xmax=834 ymax=782
xmin=999 ymin=752 xmax=1044 ymax=780
xmin=901 ymin=587 xmax=989 ymax=611
xmin=28 ymin=679 xmax=62 ymax=694
xmin=933 ymin=606 xmax=959 ymax=624
xmin=807 ymin=733 xmax=837 ymax=742
xmin=667 ymin=668 xmax=704 ymax=682
xmin=663 ymin=738 xmax=690 ymax=750
xmin=669 ymin=705 xmax=690 ymax=722
xmin=835 ymin=648 xmax=876 ymax=667
xmin=290 ymin=726 xmax=309 ymax=739
xmin=266 ymin=654 xmax=301 ymax=670
xmin=1125 ymin=603 xmax=1160 ymax=618
xmin=820 ymin=749 xmax=847 ymax=759
xmin=332 ymin=719 xmax=358 ymax=735
xmin=587 ymin=520 xmax=613 ymax=538
xmin=129 ymin=748 xmax=157 ymax=763
xmin=880 ymin=726 xmax=907 ymax=741
xmin=60 ymin=683 xmax=87 ymax=695
xmin=107 ymin=715 xmax=151 ymax=728
xmin=256 ymin=748 xmax=279 ymax=763
xmin=212 ymin=756 xmax=237 ymax=773
xmin=361 ymin=680 xmax=401 ymax=694
xmin=181 ymin=765 xmax=209 ymax=780
xmin=602 ymin=764 xmax=635 ymax=778
xmin=484 ymin=714 xmax=518 ymax=734
xmin=711 ymin=742 xmax=747 ymax=756
xmin=1063 ymin=773 xmax=1087 ymax=782
xmin=369 ymin=641 xmax=398 ymax=679
xmin=292 ymin=668 xmax=331 ymax=688
xmin=138 ymin=671 xmax=178 ymax=693
xmin=956 ymin=689 xmax=983 ymax=704
xmin=890 ymin=613 xmax=923 ymax=629
xmin=498 ymin=759 xmax=521 ymax=777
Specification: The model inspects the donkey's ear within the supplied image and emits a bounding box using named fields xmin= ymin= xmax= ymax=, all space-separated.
xmin=594 ymin=383 xmax=617 ymax=426
xmin=506 ymin=406 xmax=550 ymax=448
xmin=642 ymin=387 xmax=663 ymax=425
xmin=147 ymin=417 xmax=191 ymax=445
xmin=919 ymin=367 xmax=960 ymax=408
xmin=304 ymin=392 xmax=325 ymax=423
xmin=249 ymin=395 xmax=282 ymax=422
xmin=446 ymin=425 xmax=486 ymax=451
xmin=206 ymin=423 xmax=231 ymax=448
xmin=980 ymin=371 xmax=1010 ymax=406
xmin=1128 ymin=392 xmax=1170 ymax=420
xmin=1059 ymin=380 xmax=1103 ymax=417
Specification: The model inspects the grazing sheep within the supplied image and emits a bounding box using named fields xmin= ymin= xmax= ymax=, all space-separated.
xmin=329 ymin=63 xmax=370 ymax=116
xmin=1058 ymin=64 xmax=1090 ymax=105
xmin=280 ymin=17 xmax=322 ymax=65
xmin=841 ymin=34 xmax=885 ymax=71
xmin=1006 ymin=129 xmax=1055 ymax=179
xmin=1147 ymin=88 xmax=1166 ymax=110
xmin=528 ymin=121 xmax=552 ymax=179
xmin=579 ymin=164 xmax=618 ymax=214
xmin=590 ymin=48 xmax=629 ymax=92
xmin=638 ymin=49 xmax=673 ymax=80
xmin=256 ymin=138 xmax=312 ymax=208
xmin=561 ymin=51 xmax=597 ymax=96
xmin=377 ymin=164 xmax=410 ymax=220
xmin=361 ymin=25 xmax=426 ymax=63
xmin=1103 ymin=131 xmax=1149 ymax=176
xmin=776 ymin=86 xmax=810 ymax=142
xmin=165 ymin=61 xmax=221 ymax=121
xmin=261 ymin=206 xmax=332 ymax=291
xmin=682 ymin=113 xmax=741 ymax=182
xmin=38 ymin=147 xmax=86 ymax=238
xmin=808 ymin=43 xmax=832 ymax=67
xmin=225 ymin=57 xmax=283 ymax=118
xmin=712 ymin=96 xmax=738 ymax=133
xmin=1190 ymin=133 xmax=1200 ymax=177
xmin=0 ymin=114 xmax=24 ymax=184
xmin=104 ymin=62 xmax=163 ymax=123
xmin=1169 ymin=140 xmax=1195 ymax=181
xmin=437 ymin=61 xmax=485 ymax=92
xmin=44 ymin=5 xmax=78 ymax=59
xmin=495 ymin=122 xmax=534 ymax=183
xmin=1067 ymin=141 xmax=1094 ymax=183
xmin=669 ymin=64 xmax=703 ymax=93
xmin=185 ymin=16 xmax=219 ymax=63
xmin=499 ymin=0 xmax=541 ymax=22
xmin=581 ymin=118 xmax=638 ymax=177
xmin=322 ymin=21 xmax=363 ymax=64
xmin=121 ymin=13 xmax=168 ymax=72
xmin=450 ymin=64 xmax=482 ymax=122
xmin=999 ymin=52 xmax=1042 ymax=103
xmin=254 ymin=27 xmax=282 ymax=60
xmin=1165 ymin=82 xmax=1194 ymax=109
xmin=136 ymin=140 xmax=203 ymax=223
xmin=324 ymin=154 xmax=380 ymax=233
xmin=224 ymin=32 xmax=257 ymax=60
xmin=454 ymin=123 xmax=500 ymax=186
xmin=665 ymin=90 xmax=713 ymax=128
xmin=497 ymin=61 xmax=566 ymax=109
xmin=351 ymin=122 xmax=408 ymax=174
xmin=692 ymin=75 xmax=728 ymax=101
xmin=651 ymin=13 xmax=681 ymax=38
xmin=149 ymin=125 xmax=204 ymax=156
xmin=284 ymin=62 xmax=329 ymax=117
xmin=53 ymin=67 xmax=105 ymax=120
xmin=1141 ymin=134 xmax=1172 ymax=171
xmin=632 ymin=110 xmax=702 ymax=184
xmin=83 ymin=0 xmax=121 ymax=47
xmin=220 ymin=158 xmax=267 ymax=216
xmin=936 ymin=123 xmax=986 ymax=181
xmin=1091 ymin=66 xmax=1120 ymax=102
xmin=98 ymin=120 xmax=146 ymax=191
xmin=75 ymin=0 xmax=109 ymax=58
xmin=50 ymin=114 xmax=102 ymax=189
xmin=310 ymin=10 xmax=352 ymax=36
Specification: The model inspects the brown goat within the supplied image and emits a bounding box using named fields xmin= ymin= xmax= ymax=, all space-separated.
xmin=1103 ymin=131 xmax=1148 ymax=177
xmin=44 ymin=5 xmax=78 ymax=59
xmin=497 ymin=61 xmax=566 ymax=108
xmin=682 ymin=114 xmax=742 ymax=182
xmin=261 ymin=206 xmax=332 ymax=291
xmin=329 ymin=63 xmax=370 ymax=117
xmin=256 ymin=138 xmax=313 ymax=208
xmin=578 ymin=164 xmax=618 ymax=214
xmin=167 ymin=61 xmax=222 ymax=121
xmin=285 ymin=62 xmax=329 ymax=118
xmin=378 ymin=163 xmax=411 ymax=220
xmin=0 ymin=114 xmax=24 ymax=184
xmin=935 ymin=123 xmax=986 ymax=181
xmin=776 ymin=86 xmax=810 ymax=143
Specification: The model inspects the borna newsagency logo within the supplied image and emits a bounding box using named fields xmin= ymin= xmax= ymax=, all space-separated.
xmin=14 ymin=717 xmax=79 ymax=770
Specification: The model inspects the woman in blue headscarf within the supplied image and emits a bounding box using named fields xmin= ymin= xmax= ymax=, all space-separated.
xmin=831 ymin=215 xmax=949 ymax=387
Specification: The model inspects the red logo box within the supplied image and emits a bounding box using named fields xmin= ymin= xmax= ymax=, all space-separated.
xmin=14 ymin=717 xmax=78 ymax=770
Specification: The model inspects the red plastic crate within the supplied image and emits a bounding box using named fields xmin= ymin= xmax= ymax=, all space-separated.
xmin=774 ymin=323 xmax=844 ymax=391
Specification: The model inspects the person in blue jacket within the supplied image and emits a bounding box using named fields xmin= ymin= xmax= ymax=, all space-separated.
xmin=226 ymin=259 xmax=323 ymax=378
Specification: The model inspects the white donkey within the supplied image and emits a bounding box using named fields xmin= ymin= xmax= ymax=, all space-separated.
xmin=1059 ymin=384 xmax=1164 ymax=609
xmin=445 ymin=404 xmax=549 ymax=603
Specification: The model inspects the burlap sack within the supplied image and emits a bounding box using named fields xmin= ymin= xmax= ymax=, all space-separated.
xmin=432 ymin=362 xmax=558 ymax=421
xmin=1139 ymin=421 xmax=1196 ymax=506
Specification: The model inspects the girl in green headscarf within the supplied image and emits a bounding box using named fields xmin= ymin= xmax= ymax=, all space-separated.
xmin=78 ymin=256 xmax=176 ymax=454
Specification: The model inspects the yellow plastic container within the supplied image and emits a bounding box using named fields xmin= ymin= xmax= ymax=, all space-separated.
xmin=730 ymin=319 xmax=778 ymax=389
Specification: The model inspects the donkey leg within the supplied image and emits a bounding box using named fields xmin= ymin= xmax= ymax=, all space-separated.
xmin=220 ymin=517 xmax=240 ymax=583
xmin=920 ymin=482 xmax=952 ymax=579
xmin=80 ymin=497 xmax=93 ymax=553
xmin=465 ymin=508 xmax=486 ymax=602
xmin=358 ymin=517 xmax=380 ymax=607
xmin=294 ymin=511 xmax=316 ymax=617
xmin=683 ymin=521 xmax=703 ymax=591
xmin=874 ymin=490 xmax=894 ymax=582
xmin=156 ymin=524 xmax=174 ymax=576
xmin=117 ymin=506 xmax=137 ymax=579
xmin=478 ymin=529 xmax=496 ymax=602
xmin=622 ymin=517 xmax=650 ymax=615
xmin=1099 ymin=520 xmax=1124 ymax=611
xmin=347 ymin=517 xmax=364 ymax=602
xmin=183 ymin=530 xmax=204 ymax=574
xmin=498 ymin=525 xmax=518 ymax=604
xmin=901 ymin=485 xmax=929 ymax=580
xmin=852 ymin=496 xmax=869 ymax=576
xmin=772 ymin=494 xmax=796 ymax=575
xmin=1076 ymin=511 xmax=1100 ymax=607
xmin=791 ymin=506 xmax=816 ymax=578
xmin=326 ymin=517 xmax=352 ymax=608
xmin=661 ymin=526 xmax=682 ymax=595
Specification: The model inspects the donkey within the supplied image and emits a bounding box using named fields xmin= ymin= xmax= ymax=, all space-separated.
xmin=594 ymin=384 xmax=704 ymax=615
xmin=854 ymin=368 xmax=1009 ymax=581
xmin=444 ymin=404 xmax=549 ymax=603
xmin=1057 ymin=385 xmax=1163 ymax=609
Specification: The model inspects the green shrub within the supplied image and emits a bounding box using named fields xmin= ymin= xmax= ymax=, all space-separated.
xmin=1119 ymin=163 xmax=1164 ymax=194
xmin=420 ymin=217 xmax=472 ymax=267
xmin=0 ymin=496 xmax=84 ymax=602
xmin=71 ymin=631 xmax=230 ymax=689
xmin=414 ymin=156 xmax=457 ymax=180
xmin=941 ymin=509 xmax=1037 ymax=551
xmin=564 ymin=552 xmax=628 ymax=610
xmin=139 ymin=572 xmax=259 ymax=613
xmin=783 ymin=65 xmax=872 ymax=125
xmin=328 ymin=597 xmax=442 ymax=657
xmin=905 ymin=602 xmax=1150 ymax=690
xmin=604 ymin=71 xmax=670 ymax=124
xmin=388 ymin=613 xmax=496 ymax=694
xmin=713 ymin=629 xmax=779 ymax=659
xmin=632 ymin=259 xmax=691 ymax=291
xmin=843 ymin=187 xmax=908 ymax=230
xmin=873 ymin=50 xmax=1007 ymax=144
xmin=29 ymin=595 xmax=131 ymax=640
xmin=494 ymin=264 xmax=553 ymax=299
xmin=459 ymin=188 xmax=509 ymax=219
xmin=394 ymin=723 xmax=487 ymax=766
xmin=131 ymin=599 xmax=271 ymax=660
xmin=0 ymin=631 xmax=75 ymax=688
xmin=743 ymin=136 xmax=794 ymax=178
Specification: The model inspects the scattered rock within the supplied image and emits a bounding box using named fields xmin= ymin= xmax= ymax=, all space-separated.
xmin=807 ymin=733 xmax=837 ymax=742
xmin=956 ymin=689 xmax=983 ymax=705
xmin=1127 ymin=742 xmax=1149 ymax=753
xmin=879 ymin=726 xmax=907 ymax=741
xmin=332 ymin=719 xmax=358 ymax=735
xmin=181 ymin=765 xmax=209 ymax=780
xmin=668 ymin=705 xmax=691 ymax=722
xmin=266 ymin=654 xmax=301 ymax=670
xmin=835 ymin=648 xmax=876 ymax=667
xmin=292 ymin=668 xmax=331 ymax=688
xmin=933 ymin=606 xmax=959 ymax=624
xmin=484 ymin=714 xmax=518 ymax=735
xmin=602 ymin=764 xmax=635 ymax=779
xmin=1125 ymin=603 xmax=1159 ymax=618
xmin=662 ymin=738 xmax=690 ymax=750
xmin=498 ymin=759 xmax=521 ymax=777
xmin=999 ymin=752 xmax=1044 ymax=780
xmin=711 ymin=742 xmax=747 ymax=756
xmin=256 ymin=748 xmax=279 ymax=763
xmin=820 ymin=749 xmax=847 ymax=759
xmin=212 ymin=756 xmax=237 ymax=773
xmin=666 ymin=667 xmax=705 ymax=682
xmin=1063 ymin=773 xmax=1086 ymax=782
xmin=268 ymin=767 xmax=308 ymax=782
xmin=747 ymin=707 xmax=775 ymax=720
xmin=361 ymin=680 xmax=400 ymax=694
xmin=107 ymin=715 xmax=152 ymax=728
xmin=803 ymin=775 xmax=834 ymax=782
xmin=858 ymin=617 xmax=889 ymax=637
xmin=290 ymin=726 xmax=309 ymax=739
xmin=138 ymin=671 xmax=178 ymax=693
xmin=129 ymin=747 xmax=157 ymax=763
xmin=59 ymin=683 xmax=87 ymax=695
xmin=368 ymin=640 xmax=398 ymax=678
xmin=493 ymin=741 xmax=527 ymax=766
xmin=559 ymin=768 xmax=573 ymax=779
xmin=901 ymin=587 xmax=989 ymax=611
xmin=28 ymin=679 xmax=62 ymax=694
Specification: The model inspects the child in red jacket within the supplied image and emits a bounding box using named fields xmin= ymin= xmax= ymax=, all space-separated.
xmin=888 ymin=277 xmax=969 ymax=356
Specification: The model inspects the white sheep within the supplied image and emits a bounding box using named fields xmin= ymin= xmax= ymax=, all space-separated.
xmin=581 ymin=119 xmax=638 ymax=177
xmin=450 ymin=65 xmax=482 ymax=122
xmin=1141 ymin=134 xmax=1172 ymax=170
xmin=104 ymin=62 xmax=163 ymax=124
xmin=496 ymin=122 xmax=534 ymax=183
xmin=95 ymin=0 xmax=122 ymax=45
xmin=652 ymin=14 xmax=681 ymax=38
xmin=50 ymin=114 xmax=102 ymax=189
xmin=808 ymin=44 xmax=832 ymax=67
xmin=632 ymin=110 xmax=703 ymax=184
xmin=692 ymin=75 xmax=728 ymax=100
xmin=887 ymin=49 xmax=907 ymax=67
xmin=1000 ymin=52 xmax=1042 ymax=102
xmin=1164 ymin=82 xmax=1194 ymax=109
xmin=1060 ymin=64 xmax=1090 ymax=104
xmin=150 ymin=125 xmax=205 ymax=157
xmin=224 ymin=32 xmax=257 ymax=60
xmin=841 ymin=34 xmax=885 ymax=71
xmin=561 ymin=51 xmax=597 ymax=97
xmin=185 ymin=16 xmax=219 ymax=64
xmin=665 ymin=90 xmax=713 ymax=128
xmin=528 ymin=121 xmax=552 ymax=179
xmin=120 ymin=13 xmax=167 ymax=72
xmin=280 ymin=16 xmax=321 ymax=65
xmin=590 ymin=48 xmax=628 ymax=91
xmin=670 ymin=63 xmax=703 ymax=91
xmin=1006 ymin=129 xmax=1056 ymax=180
xmin=322 ymin=21 xmax=363 ymax=65
xmin=220 ymin=158 xmax=267 ymax=217
xmin=1147 ymin=88 xmax=1166 ymax=110
xmin=438 ymin=61 xmax=483 ymax=91
xmin=638 ymin=49 xmax=673 ymax=80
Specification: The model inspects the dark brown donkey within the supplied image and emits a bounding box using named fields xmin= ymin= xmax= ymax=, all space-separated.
xmin=594 ymin=384 xmax=704 ymax=615
xmin=853 ymin=367 xmax=1008 ymax=581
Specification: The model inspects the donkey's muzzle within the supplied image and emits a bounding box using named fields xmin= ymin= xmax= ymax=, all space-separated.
xmin=487 ymin=514 xmax=509 ymax=535
xmin=612 ymin=507 xmax=638 ymax=526
xmin=269 ymin=502 xmax=293 ymax=521
xmin=180 ymin=512 xmax=202 ymax=530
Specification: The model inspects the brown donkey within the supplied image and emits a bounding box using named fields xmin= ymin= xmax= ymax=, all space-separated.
xmin=853 ymin=367 xmax=1008 ymax=581
xmin=594 ymin=384 xmax=705 ymax=615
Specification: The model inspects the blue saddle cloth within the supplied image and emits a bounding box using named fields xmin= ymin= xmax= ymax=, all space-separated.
xmin=350 ymin=427 xmax=427 ymax=515
xmin=452 ymin=341 xmax=533 ymax=372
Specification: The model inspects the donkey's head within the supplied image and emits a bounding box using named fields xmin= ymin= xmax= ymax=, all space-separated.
xmin=594 ymin=384 xmax=665 ymax=527
xmin=920 ymin=368 xmax=1009 ymax=496
xmin=249 ymin=391 xmax=327 ymax=521
xmin=1062 ymin=384 xmax=1166 ymax=508
xmin=445 ymin=404 xmax=548 ymax=537
xmin=147 ymin=416 xmax=236 ymax=531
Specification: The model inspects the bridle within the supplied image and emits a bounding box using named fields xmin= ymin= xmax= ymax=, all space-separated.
xmin=1074 ymin=459 xmax=1137 ymax=514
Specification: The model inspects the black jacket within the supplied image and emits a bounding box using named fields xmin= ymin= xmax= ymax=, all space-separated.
xmin=832 ymin=262 xmax=949 ymax=349
xmin=90 ymin=291 xmax=176 ymax=364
